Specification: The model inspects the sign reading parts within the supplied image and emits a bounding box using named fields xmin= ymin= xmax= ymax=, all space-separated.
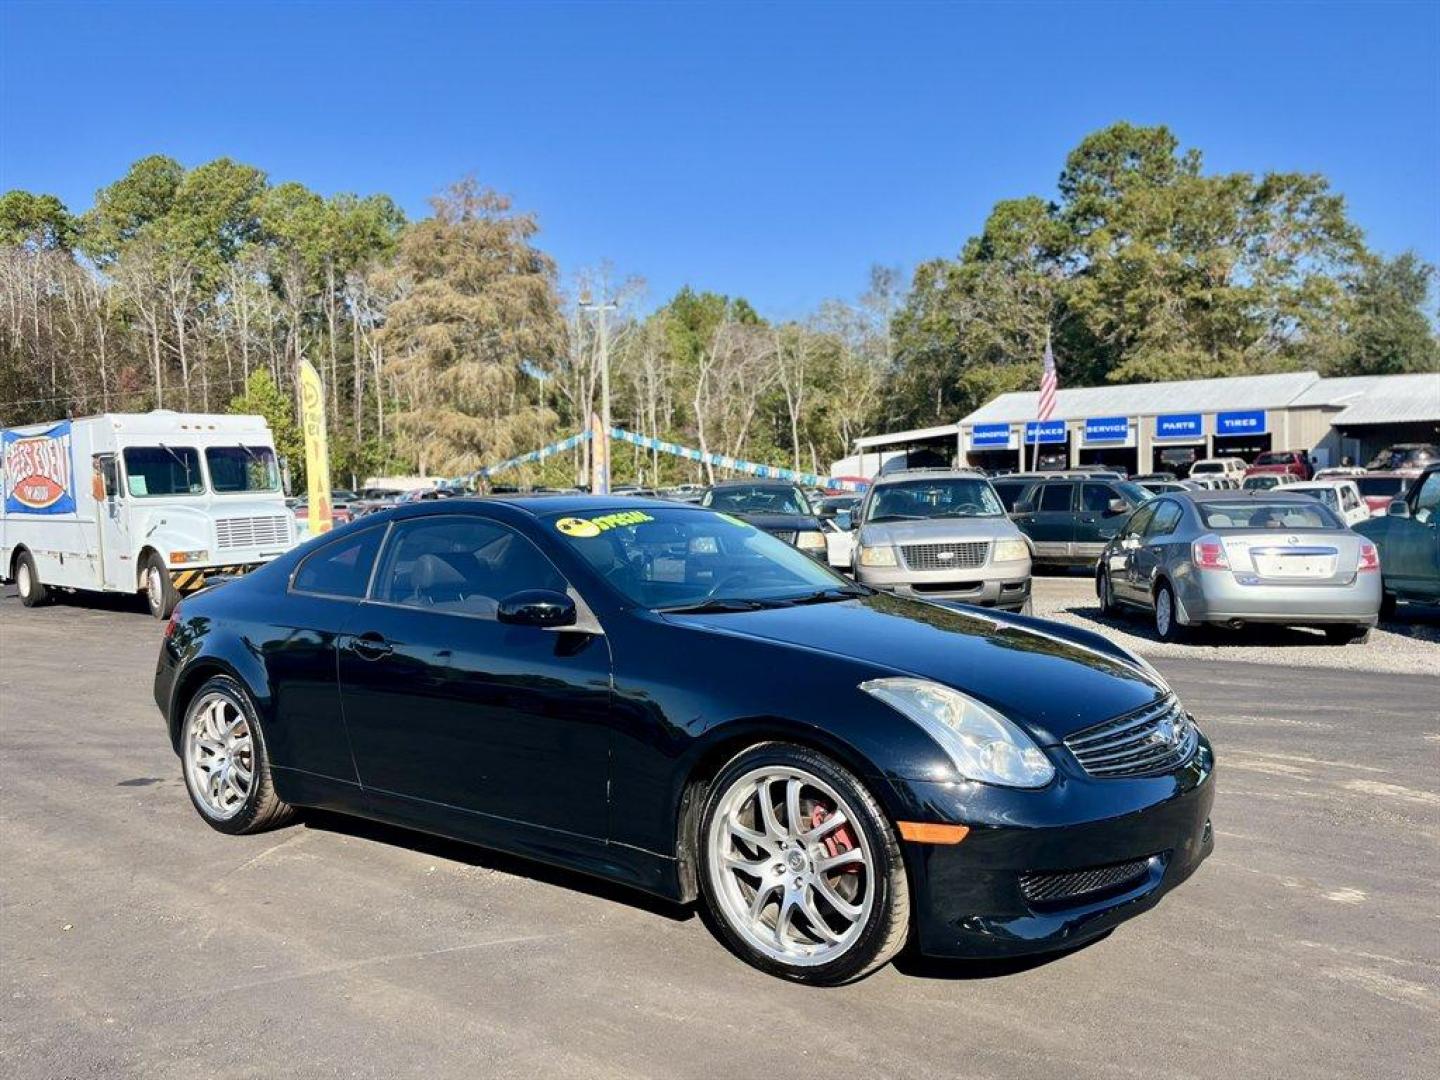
xmin=555 ymin=510 xmax=655 ymax=538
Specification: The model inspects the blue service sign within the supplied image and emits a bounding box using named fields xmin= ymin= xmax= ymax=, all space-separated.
xmin=1084 ymin=416 xmax=1129 ymax=443
xmin=1216 ymin=409 xmax=1266 ymax=436
xmin=971 ymin=423 xmax=1011 ymax=448
xmin=1154 ymin=413 xmax=1203 ymax=440
xmin=1024 ymin=419 xmax=1067 ymax=444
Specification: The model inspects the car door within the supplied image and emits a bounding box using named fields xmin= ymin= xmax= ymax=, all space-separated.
xmin=1129 ymin=499 xmax=1184 ymax=605
xmin=1018 ymin=481 xmax=1075 ymax=562
xmin=1109 ymin=502 xmax=1156 ymax=603
xmin=337 ymin=512 xmax=613 ymax=838
xmin=1380 ymin=472 xmax=1440 ymax=600
xmin=1077 ymin=482 xmax=1134 ymax=559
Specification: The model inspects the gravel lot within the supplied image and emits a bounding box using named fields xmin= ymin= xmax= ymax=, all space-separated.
xmin=1031 ymin=572 xmax=1440 ymax=675
xmin=2 ymin=591 xmax=1437 ymax=1080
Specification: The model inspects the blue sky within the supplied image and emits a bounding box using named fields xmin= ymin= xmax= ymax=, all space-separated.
xmin=2 ymin=1 xmax=1436 ymax=319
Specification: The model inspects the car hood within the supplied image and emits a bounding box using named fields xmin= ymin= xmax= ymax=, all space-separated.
xmin=671 ymin=594 xmax=1164 ymax=743
xmin=727 ymin=511 xmax=821 ymax=532
xmin=858 ymin=516 xmax=1021 ymax=546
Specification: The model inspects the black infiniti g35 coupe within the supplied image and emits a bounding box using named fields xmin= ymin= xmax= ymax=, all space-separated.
xmin=154 ymin=496 xmax=1214 ymax=985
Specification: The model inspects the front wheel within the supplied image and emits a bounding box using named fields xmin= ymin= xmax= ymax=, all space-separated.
xmin=698 ymin=744 xmax=910 ymax=985
xmin=15 ymin=551 xmax=49 ymax=608
xmin=1097 ymin=568 xmax=1117 ymax=616
xmin=142 ymin=552 xmax=179 ymax=619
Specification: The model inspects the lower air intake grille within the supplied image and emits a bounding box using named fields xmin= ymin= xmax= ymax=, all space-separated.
xmin=1064 ymin=695 xmax=1198 ymax=778
xmin=1020 ymin=858 xmax=1151 ymax=906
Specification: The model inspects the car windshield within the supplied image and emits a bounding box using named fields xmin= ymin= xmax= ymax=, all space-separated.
xmin=1190 ymin=462 xmax=1222 ymax=473
xmin=205 ymin=446 xmax=281 ymax=493
xmin=1357 ymin=476 xmax=1406 ymax=497
xmin=701 ymin=485 xmax=809 ymax=515
xmin=1253 ymin=452 xmax=1293 ymax=466
xmin=1111 ymin=480 xmax=1154 ymax=505
xmin=866 ymin=477 xmax=1004 ymax=521
xmin=1197 ymin=500 xmax=1340 ymax=530
xmin=549 ymin=506 xmax=849 ymax=610
xmin=1243 ymin=475 xmax=1281 ymax=490
xmin=122 ymin=446 xmax=203 ymax=497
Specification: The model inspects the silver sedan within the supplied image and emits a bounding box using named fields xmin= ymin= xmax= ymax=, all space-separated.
xmin=1096 ymin=491 xmax=1382 ymax=644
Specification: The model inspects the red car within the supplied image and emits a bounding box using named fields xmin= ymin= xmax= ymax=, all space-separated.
xmin=1355 ymin=471 xmax=1420 ymax=517
xmin=1244 ymin=450 xmax=1313 ymax=482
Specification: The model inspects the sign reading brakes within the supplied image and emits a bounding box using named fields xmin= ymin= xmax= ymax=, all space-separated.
xmin=555 ymin=510 xmax=655 ymax=538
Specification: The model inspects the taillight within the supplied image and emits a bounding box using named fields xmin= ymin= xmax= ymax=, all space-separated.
xmin=1192 ymin=534 xmax=1230 ymax=570
xmin=1358 ymin=541 xmax=1380 ymax=572
xmin=164 ymin=605 xmax=182 ymax=639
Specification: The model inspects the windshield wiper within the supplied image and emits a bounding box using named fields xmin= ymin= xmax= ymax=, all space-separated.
xmin=777 ymin=586 xmax=870 ymax=606
xmin=867 ymin=513 xmax=926 ymax=522
xmin=655 ymin=597 xmax=778 ymax=614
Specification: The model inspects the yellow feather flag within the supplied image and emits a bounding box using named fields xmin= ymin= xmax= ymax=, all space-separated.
xmin=298 ymin=360 xmax=332 ymax=536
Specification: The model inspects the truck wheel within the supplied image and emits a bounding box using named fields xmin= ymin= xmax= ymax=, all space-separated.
xmin=142 ymin=552 xmax=179 ymax=619
xmin=15 ymin=551 xmax=49 ymax=608
xmin=1324 ymin=625 xmax=1371 ymax=646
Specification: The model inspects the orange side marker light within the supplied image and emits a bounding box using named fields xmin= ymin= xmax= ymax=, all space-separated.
xmin=897 ymin=822 xmax=970 ymax=844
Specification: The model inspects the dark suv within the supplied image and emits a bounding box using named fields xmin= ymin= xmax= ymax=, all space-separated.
xmin=1355 ymin=464 xmax=1440 ymax=614
xmin=996 ymin=476 xmax=1154 ymax=568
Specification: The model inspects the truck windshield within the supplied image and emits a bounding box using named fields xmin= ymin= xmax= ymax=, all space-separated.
xmin=206 ymin=446 xmax=281 ymax=493
xmin=123 ymin=446 xmax=202 ymax=497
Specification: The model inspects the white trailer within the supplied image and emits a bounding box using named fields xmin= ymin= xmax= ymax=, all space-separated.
xmin=2 ymin=411 xmax=297 ymax=618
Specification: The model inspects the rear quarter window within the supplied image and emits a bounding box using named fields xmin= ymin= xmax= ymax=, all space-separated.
xmin=292 ymin=526 xmax=386 ymax=598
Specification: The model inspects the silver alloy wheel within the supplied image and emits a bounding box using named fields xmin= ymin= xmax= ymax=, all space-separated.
xmin=17 ymin=561 xmax=32 ymax=598
xmin=707 ymin=766 xmax=874 ymax=967
xmin=147 ymin=566 xmax=165 ymax=613
xmin=1155 ymin=589 xmax=1173 ymax=636
xmin=184 ymin=693 xmax=254 ymax=820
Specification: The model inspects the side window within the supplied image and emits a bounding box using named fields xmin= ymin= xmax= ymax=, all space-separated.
xmin=1039 ymin=483 xmax=1073 ymax=512
xmin=1124 ymin=503 xmax=1157 ymax=538
xmin=1081 ymin=483 xmax=1119 ymax=512
xmin=1340 ymin=487 xmax=1359 ymax=511
xmin=374 ymin=515 xmax=568 ymax=618
xmin=1146 ymin=500 xmax=1183 ymax=537
xmin=1413 ymin=473 xmax=1440 ymax=524
xmin=292 ymin=526 xmax=386 ymax=599
xmin=993 ymin=483 xmax=1021 ymax=512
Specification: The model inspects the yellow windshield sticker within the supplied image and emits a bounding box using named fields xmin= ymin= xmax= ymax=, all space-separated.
xmin=715 ymin=512 xmax=752 ymax=528
xmin=555 ymin=510 xmax=655 ymax=538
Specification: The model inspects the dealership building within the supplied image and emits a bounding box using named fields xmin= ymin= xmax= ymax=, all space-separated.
xmin=846 ymin=370 xmax=1440 ymax=477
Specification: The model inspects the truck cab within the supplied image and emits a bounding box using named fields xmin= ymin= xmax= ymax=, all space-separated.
xmin=3 ymin=412 xmax=297 ymax=618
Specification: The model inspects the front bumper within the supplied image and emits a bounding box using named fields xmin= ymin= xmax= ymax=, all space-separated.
xmin=889 ymin=738 xmax=1215 ymax=958
xmin=169 ymin=561 xmax=262 ymax=594
xmin=857 ymin=566 xmax=1032 ymax=609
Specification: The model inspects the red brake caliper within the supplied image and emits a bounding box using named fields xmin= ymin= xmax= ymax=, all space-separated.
xmin=809 ymin=805 xmax=860 ymax=873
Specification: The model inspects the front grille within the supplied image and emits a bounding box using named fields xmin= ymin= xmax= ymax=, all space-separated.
xmin=1020 ymin=858 xmax=1152 ymax=906
xmin=901 ymin=541 xmax=990 ymax=572
xmin=766 ymin=529 xmax=798 ymax=545
xmin=215 ymin=515 xmax=291 ymax=550
xmin=1064 ymin=695 xmax=1198 ymax=778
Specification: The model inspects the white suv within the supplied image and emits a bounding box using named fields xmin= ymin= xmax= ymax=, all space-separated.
xmin=1188 ymin=457 xmax=1247 ymax=481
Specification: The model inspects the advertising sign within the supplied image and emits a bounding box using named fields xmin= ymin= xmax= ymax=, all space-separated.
xmin=1083 ymin=416 xmax=1130 ymax=444
xmin=1216 ymin=410 xmax=1267 ymax=436
xmin=2 ymin=421 xmax=76 ymax=515
xmin=298 ymin=360 xmax=332 ymax=536
xmin=1154 ymin=413 xmax=1203 ymax=440
xmin=1023 ymin=420 xmax=1067 ymax=445
xmin=970 ymin=423 xmax=1012 ymax=449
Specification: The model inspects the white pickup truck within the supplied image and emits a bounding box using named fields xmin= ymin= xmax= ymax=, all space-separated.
xmin=2 ymin=411 xmax=297 ymax=618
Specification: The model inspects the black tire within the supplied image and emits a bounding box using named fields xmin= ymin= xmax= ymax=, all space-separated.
xmin=697 ymin=743 xmax=910 ymax=986
xmin=179 ymin=675 xmax=296 ymax=834
xmin=1097 ymin=568 xmax=1117 ymax=616
xmin=142 ymin=551 xmax=179 ymax=620
xmin=14 ymin=550 xmax=49 ymax=608
xmin=1379 ymin=592 xmax=1398 ymax=619
xmin=1153 ymin=581 xmax=1189 ymax=643
xmin=1324 ymin=625 xmax=1371 ymax=646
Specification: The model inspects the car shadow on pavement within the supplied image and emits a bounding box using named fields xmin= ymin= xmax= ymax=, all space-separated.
xmin=299 ymin=809 xmax=697 ymax=924
xmin=1068 ymin=600 xmax=1440 ymax=647
xmin=891 ymin=933 xmax=1109 ymax=980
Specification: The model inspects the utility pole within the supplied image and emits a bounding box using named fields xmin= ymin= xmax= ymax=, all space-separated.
xmin=579 ymin=294 xmax=617 ymax=494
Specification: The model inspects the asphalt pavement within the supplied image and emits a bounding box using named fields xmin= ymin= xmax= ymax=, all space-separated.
xmin=1 ymin=584 xmax=1437 ymax=1080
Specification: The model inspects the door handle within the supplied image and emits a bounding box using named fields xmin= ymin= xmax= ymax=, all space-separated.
xmin=349 ymin=632 xmax=393 ymax=660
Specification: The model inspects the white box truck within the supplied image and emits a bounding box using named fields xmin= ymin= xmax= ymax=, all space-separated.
xmin=2 ymin=411 xmax=297 ymax=618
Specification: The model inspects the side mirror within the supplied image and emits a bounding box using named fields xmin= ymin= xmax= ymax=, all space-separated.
xmin=1014 ymin=501 xmax=1034 ymax=515
xmin=1107 ymin=498 xmax=1128 ymax=514
xmin=497 ymin=589 xmax=576 ymax=628
xmin=1388 ymin=500 xmax=1411 ymax=519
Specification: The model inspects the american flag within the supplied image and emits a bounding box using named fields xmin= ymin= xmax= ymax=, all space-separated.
xmin=1037 ymin=333 xmax=1058 ymax=422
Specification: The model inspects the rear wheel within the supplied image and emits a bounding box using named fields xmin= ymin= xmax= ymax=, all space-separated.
xmin=15 ymin=551 xmax=49 ymax=608
xmin=1324 ymin=625 xmax=1371 ymax=646
xmin=1153 ymin=582 xmax=1188 ymax=643
xmin=698 ymin=744 xmax=909 ymax=985
xmin=1097 ymin=568 xmax=1118 ymax=616
xmin=142 ymin=551 xmax=179 ymax=619
xmin=180 ymin=676 xmax=296 ymax=834
xmin=1379 ymin=592 xmax=1398 ymax=619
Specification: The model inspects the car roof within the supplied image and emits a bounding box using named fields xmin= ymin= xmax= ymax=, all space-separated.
xmin=872 ymin=469 xmax=985 ymax=484
xmin=1181 ymin=490 xmax=1323 ymax=504
xmin=707 ymin=479 xmax=800 ymax=489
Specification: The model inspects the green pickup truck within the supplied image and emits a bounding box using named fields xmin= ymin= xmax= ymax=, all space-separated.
xmin=1355 ymin=464 xmax=1440 ymax=614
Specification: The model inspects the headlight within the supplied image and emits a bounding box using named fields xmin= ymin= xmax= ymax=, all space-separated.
xmin=860 ymin=677 xmax=1054 ymax=788
xmin=795 ymin=530 xmax=827 ymax=552
xmin=993 ymin=537 xmax=1029 ymax=563
xmin=857 ymin=544 xmax=898 ymax=567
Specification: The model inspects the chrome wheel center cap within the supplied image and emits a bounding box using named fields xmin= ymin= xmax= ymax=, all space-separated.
xmin=786 ymin=850 xmax=807 ymax=873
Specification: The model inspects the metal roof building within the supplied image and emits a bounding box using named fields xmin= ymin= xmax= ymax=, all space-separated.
xmin=846 ymin=370 xmax=1439 ymax=477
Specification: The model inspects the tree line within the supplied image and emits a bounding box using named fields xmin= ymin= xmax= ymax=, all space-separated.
xmin=1 ymin=123 xmax=1434 ymax=488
